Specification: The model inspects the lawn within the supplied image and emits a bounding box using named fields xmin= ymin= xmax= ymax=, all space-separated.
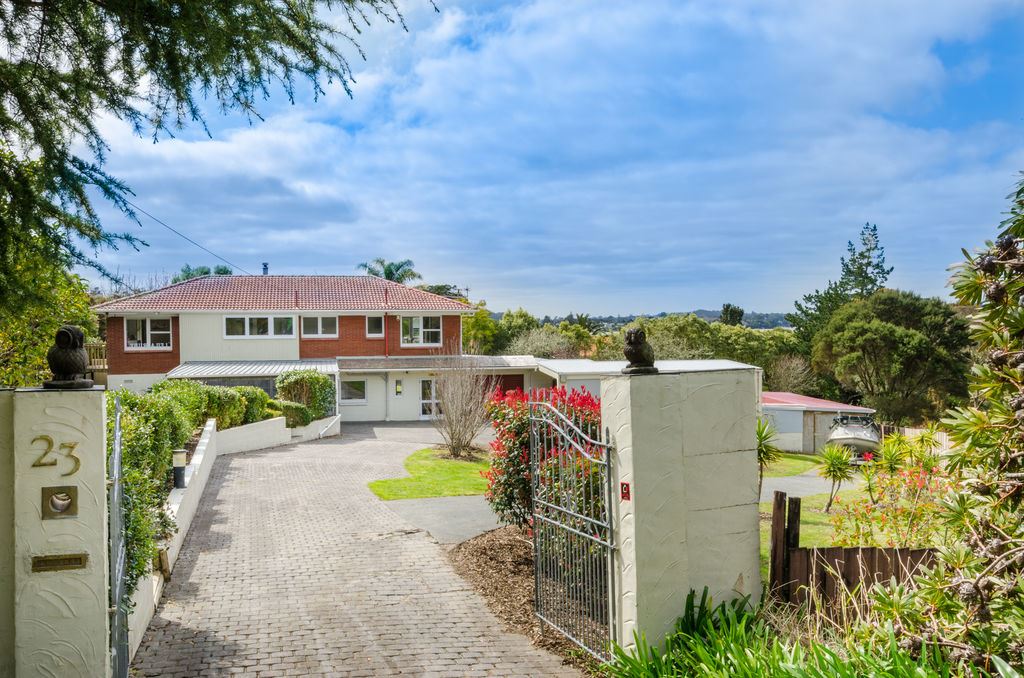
xmin=369 ymin=447 xmax=491 ymax=500
xmin=757 ymin=486 xmax=867 ymax=579
xmin=763 ymin=452 xmax=819 ymax=478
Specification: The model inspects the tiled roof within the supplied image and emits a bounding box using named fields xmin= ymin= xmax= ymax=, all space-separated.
xmin=93 ymin=275 xmax=472 ymax=313
xmin=762 ymin=391 xmax=874 ymax=413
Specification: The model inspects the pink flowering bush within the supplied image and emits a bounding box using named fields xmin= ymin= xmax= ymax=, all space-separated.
xmin=483 ymin=385 xmax=601 ymax=529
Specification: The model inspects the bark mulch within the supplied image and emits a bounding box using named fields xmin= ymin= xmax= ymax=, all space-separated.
xmin=447 ymin=526 xmax=604 ymax=676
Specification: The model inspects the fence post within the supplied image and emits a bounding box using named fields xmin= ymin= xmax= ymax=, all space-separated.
xmin=601 ymin=364 xmax=761 ymax=650
xmin=769 ymin=491 xmax=787 ymax=594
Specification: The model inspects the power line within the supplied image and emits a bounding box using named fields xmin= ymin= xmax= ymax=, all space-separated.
xmin=123 ymin=198 xmax=254 ymax=275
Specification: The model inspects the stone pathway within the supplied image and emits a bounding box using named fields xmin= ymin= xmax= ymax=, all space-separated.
xmin=132 ymin=426 xmax=577 ymax=677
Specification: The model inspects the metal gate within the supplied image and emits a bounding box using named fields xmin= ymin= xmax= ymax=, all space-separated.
xmin=528 ymin=402 xmax=615 ymax=661
xmin=109 ymin=396 xmax=129 ymax=678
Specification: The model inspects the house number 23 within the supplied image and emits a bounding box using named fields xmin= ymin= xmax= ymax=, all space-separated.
xmin=30 ymin=435 xmax=81 ymax=477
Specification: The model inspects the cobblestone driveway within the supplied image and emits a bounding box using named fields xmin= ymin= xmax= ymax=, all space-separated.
xmin=132 ymin=425 xmax=577 ymax=677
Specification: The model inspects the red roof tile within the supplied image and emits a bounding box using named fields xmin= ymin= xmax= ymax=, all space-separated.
xmin=92 ymin=276 xmax=472 ymax=313
xmin=762 ymin=391 xmax=874 ymax=413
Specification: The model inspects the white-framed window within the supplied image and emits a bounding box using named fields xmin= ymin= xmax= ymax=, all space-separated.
xmin=223 ymin=315 xmax=295 ymax=338
xmin=366 ymin=315 xmax=384 ymax=338
xmin=301 ymin=316 xmax=338 ymax=338
xmin=339 ymin=380 xmax=367 ymax=404
xmin=401 ymin=316 xmax=442 ymax=347
xmin=125 ymin=317 xmax=173 ymax=350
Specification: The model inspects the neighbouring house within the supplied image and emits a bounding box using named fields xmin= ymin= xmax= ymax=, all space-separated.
xmin=527 ymin=360 xmax=874 ymax=454
xmin=761 ymin=391 xmax=875 ymax=454
xmin=92 ymin=275 xmax=551 ymax=421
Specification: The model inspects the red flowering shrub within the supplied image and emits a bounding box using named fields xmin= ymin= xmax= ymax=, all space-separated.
xmin=483 ymin=385 xmax=601 ymax=529
xmin=831 ymin=464 xmax=951 ymax=548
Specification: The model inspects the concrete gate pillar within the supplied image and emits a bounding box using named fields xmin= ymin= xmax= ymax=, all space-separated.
xmin=0 ymin=387 xmax=109 ymax=678
xmin=600 ymin=364 xmax=761 ymax=649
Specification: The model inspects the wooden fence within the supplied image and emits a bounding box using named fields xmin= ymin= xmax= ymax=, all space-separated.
xmin=768 ymin=491 xmax=936 ymax=606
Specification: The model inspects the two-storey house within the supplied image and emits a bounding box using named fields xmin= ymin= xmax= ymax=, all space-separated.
xmin=93 ymin=275 xmax=551 ymax=421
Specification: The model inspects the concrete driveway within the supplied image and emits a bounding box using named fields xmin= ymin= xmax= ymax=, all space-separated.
xmin=131 ymin=422 xmax=575 ymax=677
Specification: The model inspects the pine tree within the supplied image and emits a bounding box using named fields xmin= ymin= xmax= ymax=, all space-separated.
xmin=0 ymin=1 xmax=403 ymax=315
xmin=881 ymin=180 xmax=1024 ymax=668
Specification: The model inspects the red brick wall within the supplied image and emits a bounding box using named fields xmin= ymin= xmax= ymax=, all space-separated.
xmin=107 ymin=316 xmax=181 ymax=375
xmin=298 ymin=314 xmax=462 ymax=358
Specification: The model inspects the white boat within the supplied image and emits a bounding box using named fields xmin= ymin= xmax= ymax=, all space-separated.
xmin=828 ymin=414 xmax=881 ymax=456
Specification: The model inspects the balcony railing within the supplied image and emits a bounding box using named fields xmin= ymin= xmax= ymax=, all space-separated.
xmin=86 ymin=341 xmax=108 ymax=370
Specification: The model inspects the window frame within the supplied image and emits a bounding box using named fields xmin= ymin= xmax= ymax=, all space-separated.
xmin=300 ymin=315 xmax=339 ymax=339
xmin=365 ymin=315 xmax=385 ymax=339
xmin=124 ymin=317 xmax=174 ymax=352
xmin=222 ymin=314 xmax=297 ymax=339
xmin=400 ymin=315 xmax=443 ymax=348
xmin=339 ymin=379 xmax=368 ymax=405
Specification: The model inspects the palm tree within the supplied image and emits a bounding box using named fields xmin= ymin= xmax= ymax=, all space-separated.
xmin=756 ymin=418 xmax=783 ymax=497
xmin=818 ymin=443 xmax=855 ymax=512
xmin=356 ymin=258 xmax=422 ymax=284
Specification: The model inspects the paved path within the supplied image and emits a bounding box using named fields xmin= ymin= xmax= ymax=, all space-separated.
xmin=132 ymin=425 xmax=576 ymax=677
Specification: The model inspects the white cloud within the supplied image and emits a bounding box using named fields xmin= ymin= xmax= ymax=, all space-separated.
xmin=89 ymin=0 xmax=1024 ymax=314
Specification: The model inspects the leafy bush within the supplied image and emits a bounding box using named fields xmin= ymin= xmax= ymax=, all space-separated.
xmin=150 ymin=379 xmax=209 ymax=429
xmin=483 ymin=385 xmax=600 ymax=529
xmin=275 ymin=369 xmax=334 ymax=419
xmin=233 ymin=385 xmax=271 ymax=424
xmin=277 ymin=399 xmax=313 ymax=428
xmin=203 ymin=385 xmax=245 ymax=429
xmin=607 ymin=589 xmax=998 ymax=678
xmin=831 ymin=465 xmax=951 ymax=548
xmin=107 ymin=389 xmax=191 ymax=601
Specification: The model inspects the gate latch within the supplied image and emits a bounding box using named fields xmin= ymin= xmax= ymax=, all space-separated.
xmin=620 ymin=482 xmax=631 ymax=501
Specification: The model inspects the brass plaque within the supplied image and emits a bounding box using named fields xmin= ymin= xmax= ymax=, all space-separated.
xmin=31 ymin=553 xmax=88 ymax=572
xmin=41 ymin=485 xmax=78 ymax=519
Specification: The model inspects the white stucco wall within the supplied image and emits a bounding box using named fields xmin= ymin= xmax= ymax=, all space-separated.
xmin=601 ymin=368 xmax=761 ymax=649
xmin=217 ymin=417 xmax=291 ymax=454
xmin=12 ymin=388 xmax=110 ymax=678
xmin=178 ymin=313 xmax=299 ymax=362
xmin=108 ymin=373 xmax=166 ymax=393
xmin=565 ymin=377 xmax=601 ymax=396
xmin=338 ymin=373 xmax=388 ymax=421
xmin=524 ymin=370 xmax=556 ymax=391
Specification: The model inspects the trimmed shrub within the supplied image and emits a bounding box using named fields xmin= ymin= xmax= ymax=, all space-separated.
xmin=265 ymin=399 xmax=284 ymax=420
xmin=277 ymin=399 xmax=313 ymax=428
xmin=150 ymin=379 xmax=209 ymax=430
xmin=233 ymin=385 xmax=271 ymax=424
xmin=204 ymin=385 xmax=245 ymax=430
xmin=275 ymin=369 xmax=335 ymax=419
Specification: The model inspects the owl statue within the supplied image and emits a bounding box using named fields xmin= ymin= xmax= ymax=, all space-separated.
xmin=44 ymin=325 xmax=94 ymax=389
xmin=622 ymin=328 xmax=658 ymax=374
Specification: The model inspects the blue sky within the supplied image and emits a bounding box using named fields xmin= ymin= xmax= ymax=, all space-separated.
xmin=90 ymin=1 xmax=1024 ymax=315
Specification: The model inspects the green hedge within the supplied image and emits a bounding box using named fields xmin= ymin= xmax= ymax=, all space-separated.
xmin=273 ymin=399 xmax=313 ymax=427
xmin=107 ymin=389 xmax=190 ymax=602
xmin=275 ymin=370 xmax=335 ymax=419
xmin=234 ymin=385 xmax=271 ymax=424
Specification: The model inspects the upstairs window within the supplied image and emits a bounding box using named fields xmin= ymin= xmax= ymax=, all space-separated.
xmin=125 ymin=318 xmax=172 ymax=350
xmin=302 ymin=316 xmax=338 ymax=338
xmin=224 ymin=315 xmax=295 ymax=338
xmin=366 ymin=315 xmax=384 ymax=338
xmin=401 ymin=316 xmax=442 ymax=346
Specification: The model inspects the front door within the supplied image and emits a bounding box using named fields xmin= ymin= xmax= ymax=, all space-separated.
xmin=420 ymin=379 xmax=439 ymax=419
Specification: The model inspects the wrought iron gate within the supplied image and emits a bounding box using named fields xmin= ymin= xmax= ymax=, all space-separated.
xmin=109 ymin=396 xmax=129 ymax=678
xmin=528 ymin=402 xmax=615 ymax=661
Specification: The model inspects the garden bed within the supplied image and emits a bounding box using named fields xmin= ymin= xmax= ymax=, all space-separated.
xmin=448 ymin=526 xmax=602 ymax=676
